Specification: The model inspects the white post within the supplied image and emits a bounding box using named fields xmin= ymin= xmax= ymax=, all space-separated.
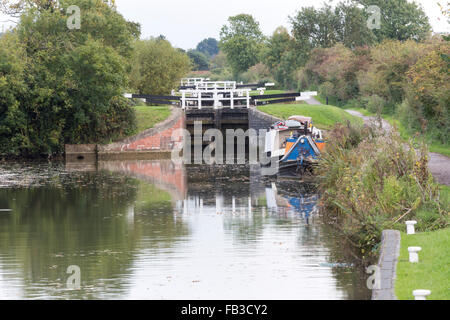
xmin=232 ymin=197 xmax=236 ymax=214
xmin=230 ymin=91 xmax=234 ymax=109
xmin=406 ymin=221 xmax=417 ymax=235
xmin=214 ymin=89 xmax=219 ymax=109
xmin=246 ymin=90 xmax=250 ymax=108
xmin=183 ymin=199 xmax=188 ymax=215
xmin=181 ymin=91 xmax=186 ymax=110
xmin=408 ymin=247 xmax=422 ymax=263
xmin=413 ymin=290 xmax=431 ymax=300
xmin=198 ymin=91 xmax=202 ymax=110
xmin=248 ymin=197 xmax=252 ymax=214
xmin=127 ymin=206 xmax=135 ymax=226
xmin=216 ymin=195 xmax=222 ymax=214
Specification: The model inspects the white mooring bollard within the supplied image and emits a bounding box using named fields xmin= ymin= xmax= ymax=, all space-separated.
xmin=408 ymin=247 xmax=422 ymax=263
xmin=406 ymin=220 xmax=417 ymax=235
xmin=413 ymin=290 xmax=431 ymax=300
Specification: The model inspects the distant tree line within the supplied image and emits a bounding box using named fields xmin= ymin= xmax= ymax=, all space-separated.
xmin=0 ymin=0 xmax=194 ymax=157
xmin=216 ymin=0 xmax=448 ymax=147
xmin=0 ymin=0 xmax=447 ymax=157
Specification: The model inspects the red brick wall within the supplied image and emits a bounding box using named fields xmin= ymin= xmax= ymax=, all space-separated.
xmin=120 ymin=117 xmax=185 ymax=152
xmin=99 ymin=109 xmax=185 ymax=153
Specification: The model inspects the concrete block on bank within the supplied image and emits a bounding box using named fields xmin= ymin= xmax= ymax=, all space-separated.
xmin=413 ymin=289 xmax=431 ymax=300
xmin=408 ymin=247 xmax=422 ymax=263
xmin=65 ymin=144 xmax=97 ymax=162
xmin=406 ymin=220 xmax=417 ymax=235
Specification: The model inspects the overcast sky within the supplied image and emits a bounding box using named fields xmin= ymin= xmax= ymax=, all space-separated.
xmin=1 ymin=0 xmax=448 ymax=49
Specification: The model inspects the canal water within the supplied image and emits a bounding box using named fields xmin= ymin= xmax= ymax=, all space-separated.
xmin=0 ymin=161 xmax=370 ymax=300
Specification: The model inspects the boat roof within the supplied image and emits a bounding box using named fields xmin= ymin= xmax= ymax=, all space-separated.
xmin=288 ymin=116 xmax=312 ymax=123
xmin=271 ymin=120 xmax=304 ymax=131
xmin=285 ymin=120 xmax=302 ymax=128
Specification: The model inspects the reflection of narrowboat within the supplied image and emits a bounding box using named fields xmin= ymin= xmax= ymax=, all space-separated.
xmin=264 ymin=116 xmax=325 ymax=177
xmin=265 ymin=183 xmax=318 ymax=224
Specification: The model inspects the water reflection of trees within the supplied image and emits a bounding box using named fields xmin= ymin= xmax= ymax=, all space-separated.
xmin=318 ymin=225 xmax=373 ymax=300
xmin=0 ymin=162 xmax=372 ymax=299
xmin=0 ymin=170 xmax=188 ymax=299
xmin=0 ymin=172 xmax=139 ymax=299
xmin=132 ymin=180 xmax=190 ymax=250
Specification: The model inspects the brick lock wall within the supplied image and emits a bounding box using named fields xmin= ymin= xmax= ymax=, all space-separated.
xmin=98 ymin=108 xmax=186 ymax=153
xmin=119 ymin=117 xmax=185 ymax=152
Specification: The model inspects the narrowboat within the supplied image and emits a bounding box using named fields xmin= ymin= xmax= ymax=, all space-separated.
xmin=264 ymin=116 xmax=325 ymax=177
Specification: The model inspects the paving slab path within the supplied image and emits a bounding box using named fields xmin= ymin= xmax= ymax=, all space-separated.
xmin=304 ymin=96 xmax=322 ymax=105
xmin=345 ymin=109 xmax=450 ymax=186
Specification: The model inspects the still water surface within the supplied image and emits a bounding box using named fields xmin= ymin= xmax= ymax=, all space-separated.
xmin=0 ymin=161 xmax=370 ymax=300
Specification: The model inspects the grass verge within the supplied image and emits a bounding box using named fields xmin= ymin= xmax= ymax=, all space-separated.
xmin=395 ymin=226 xmax=450 ymax=300
xmin=250 ymin=90 xmax=286 ymax=96
xmin=257 ymin=104 xmax=363 ymax=130
xmin=384 ymin=116 xmax=449 ymax=157
xmin=340 ymin=104 xmax=450 ymax=157
xmin=359 ymin=111 xmax=449 ymax=158
xmin=133 ymin=105 xmax=172 ymax=134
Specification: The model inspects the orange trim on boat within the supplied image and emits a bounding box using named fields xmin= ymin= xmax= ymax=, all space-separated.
xmin=315 ymin=141 xmax=326 ymax=152
xmin=284 ymin=142 xmax=295 ymax=154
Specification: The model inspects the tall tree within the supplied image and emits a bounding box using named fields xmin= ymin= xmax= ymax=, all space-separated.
xmin=263 ymin=27 xmax=300 ymax=88
xmin=210 ymin=50 xmax=230 ymax=74
xmin=220 ymin=14 xmax=265 ymax=76
xmin=290 ymin=3 xmax=375 ymax=52
xmin=264 ymin=27 xmax=292 ymax=71
xmin=334 ymin=2 xmax=376 ymax=47
xmin=187 ymin=49 xmax=210 ymax=71
xmin=129 ymin=38 xmax=191 ymax=95
xmin=0 ymin=32 xmax=28 ymax=155
xmin=290 ymin=5 xmax=340 ymax=51
xmin=0 ymin=0 xmax=116 ymax=16
xmin=196 ymin=38 xmax=219 ymax=57
xmin=356 ymin=0 xmax=431 ymax=41
xmin=0 ymin=0 xmax=139 ymax=156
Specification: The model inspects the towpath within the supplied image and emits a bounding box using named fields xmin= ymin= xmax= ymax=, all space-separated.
xmin=303 ymin=98 xmax=449 ymax=185
xmin=345 ymin=109 xmax=450 ymax=186
xmin=304 ymin=97 xmax=322 ymax=105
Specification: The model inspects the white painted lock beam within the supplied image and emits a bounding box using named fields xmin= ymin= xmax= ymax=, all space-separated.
xmin=301 ymin=91 xmax=318 ymax=97
xmin=296 ymin=96 xmax=312 ymax=101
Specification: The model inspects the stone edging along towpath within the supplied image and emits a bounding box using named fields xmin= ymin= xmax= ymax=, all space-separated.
xmin=372 ymin=230 xmax=401 ymax=300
